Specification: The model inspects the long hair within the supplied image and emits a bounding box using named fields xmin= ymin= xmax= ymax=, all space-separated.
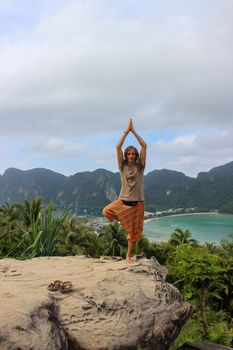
xmin=123 ymin=145 xmax=139 ymax=164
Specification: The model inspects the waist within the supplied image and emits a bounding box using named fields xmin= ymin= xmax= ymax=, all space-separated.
xmin=122 ymin=200 xmax=138 ymax=206
xmin=119 ymin=193 xmax=144 ymax=201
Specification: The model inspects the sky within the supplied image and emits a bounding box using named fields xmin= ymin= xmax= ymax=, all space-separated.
xmin=0 ymin=0 xmax=233 ymax=178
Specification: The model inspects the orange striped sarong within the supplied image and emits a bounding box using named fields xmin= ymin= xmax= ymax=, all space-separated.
xmin=103 ymin=199 xmax=144 ymax=241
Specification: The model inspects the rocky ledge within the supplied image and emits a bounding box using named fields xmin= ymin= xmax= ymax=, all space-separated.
xmin=0 ymin=256 xmax=192 ymax=350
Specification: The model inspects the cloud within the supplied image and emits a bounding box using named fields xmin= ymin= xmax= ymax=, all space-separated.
xmin=25 ymin=138 xmax=87 ymax=156
xmin=155 ymin=135 xmax=197 ymax=155
xmin=0 ymin=0 xmax=232 ymax=176
xmin=150 ymin=129 xmax=233 ymax=176
xmin=0 ymin=0 xmax=233 ymax=140
xmin=91 ymin=147 xmax=117 ymax=170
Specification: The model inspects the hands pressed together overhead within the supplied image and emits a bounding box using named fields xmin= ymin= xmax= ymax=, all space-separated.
xmin=125 ymin=118 xmax=135 ymax=134
xmin=116 ymin=116 xmax=147 ymax=169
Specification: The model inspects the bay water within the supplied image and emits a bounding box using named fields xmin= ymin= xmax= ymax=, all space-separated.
xmin=144 ymin=213 xmax=233 ymax=244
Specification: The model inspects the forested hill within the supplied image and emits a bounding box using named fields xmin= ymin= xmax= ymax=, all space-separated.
xmin=0 ymin=161 xmax=233 ymax=213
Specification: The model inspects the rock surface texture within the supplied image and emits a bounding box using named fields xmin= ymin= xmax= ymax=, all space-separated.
xmin=0 ymin=256 xmax=192 ymax=350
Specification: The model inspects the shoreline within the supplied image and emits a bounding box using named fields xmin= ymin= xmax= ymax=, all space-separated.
xmin=144 ymin=211 xmax=222 ymax=224
xmin=143 ymin=211 xmax=233 ymax=244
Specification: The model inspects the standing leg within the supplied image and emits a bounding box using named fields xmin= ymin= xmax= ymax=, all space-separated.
xmin=126 ymin=240 xmax=136 ymax=263
xmin=123 ymin=202 xmax=144 ymax=263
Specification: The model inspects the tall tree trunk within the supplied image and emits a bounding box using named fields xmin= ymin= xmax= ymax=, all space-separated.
xmin=200 ymin=286 xmax=209 ymax=336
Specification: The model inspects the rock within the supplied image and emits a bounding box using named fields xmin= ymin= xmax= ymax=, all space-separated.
xmin=0 ymin=256 xmax=192 ymax=350
xmin=177 ymin=342 xmax=233 ymax=350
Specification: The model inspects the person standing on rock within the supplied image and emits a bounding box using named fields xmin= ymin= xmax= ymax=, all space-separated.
xmin=103 ymin=118 xmax=147 ymax=263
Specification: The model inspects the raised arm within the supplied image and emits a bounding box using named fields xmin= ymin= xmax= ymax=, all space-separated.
xmin=116 ymin=119 xmax=131 ymax=170
xmin=130 ymin=119 xmax=147 ymax=167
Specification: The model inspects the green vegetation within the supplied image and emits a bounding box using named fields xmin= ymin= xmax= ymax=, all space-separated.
xmin=168 ymin=245 xmax=229 ymax=345
xmin=0 ymin=199 xmax=233 ymax=347
xmin=23 ymin=200 xmax=70 ymax=257
xmin=98 ymin=221 xmax=128 ymax=257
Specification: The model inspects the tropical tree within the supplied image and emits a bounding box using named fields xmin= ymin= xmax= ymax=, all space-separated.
xmin=217 ymin=236 xmax=233 ymax=317
xmin=22 ymin=201 xmax=69 ymax=257
xmin=99 ymin=221 xmax=128 ymax=257
xmin=171 ymin=309 xmax=233 ymax=349
xmin=203 ymin=242 xmax=219 ymax=254
xmin=22 ymin=198 xmax=43 ymax=227
xmin=0 ymin=203 xmax=25 ymax=257
xmin=62 ymin=214 xmax=99 ymax=257
xmin=134 ymin=235 xmax=150 ymax=256
xmin=134 ymin=235 xmax=166 ymax=260
xmin=169 ymin=227 xmax=199 ymax=247
xmin=168 ymin=244 xmax=226 ymax=337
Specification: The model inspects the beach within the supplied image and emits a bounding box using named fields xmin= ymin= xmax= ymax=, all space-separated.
xmin=143 ymin=212 xmax=233 ymax=244
xmin=144 ymin=211 xmax=219 ymax=224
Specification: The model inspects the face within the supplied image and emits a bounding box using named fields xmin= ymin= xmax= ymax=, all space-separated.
xmin=126 ymin=148 xmax=136 ymax=164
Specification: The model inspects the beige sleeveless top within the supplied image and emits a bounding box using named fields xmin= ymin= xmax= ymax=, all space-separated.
xmin=119 ymin=160 xmax=145 ymax=201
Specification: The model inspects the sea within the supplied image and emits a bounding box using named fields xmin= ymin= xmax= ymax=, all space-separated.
xmin=143 ymin=213 xmax=233 ymax=245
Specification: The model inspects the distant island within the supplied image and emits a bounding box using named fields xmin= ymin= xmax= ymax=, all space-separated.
xmin=1 ymin=161 xmax=233 ymax=214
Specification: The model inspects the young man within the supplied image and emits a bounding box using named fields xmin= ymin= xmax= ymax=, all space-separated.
xmin=103 ymin=118 xmax=147 ymax=263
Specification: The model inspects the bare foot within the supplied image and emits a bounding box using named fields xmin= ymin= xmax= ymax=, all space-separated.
xmin=126 ymin=255 xmax=134 ymax=264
